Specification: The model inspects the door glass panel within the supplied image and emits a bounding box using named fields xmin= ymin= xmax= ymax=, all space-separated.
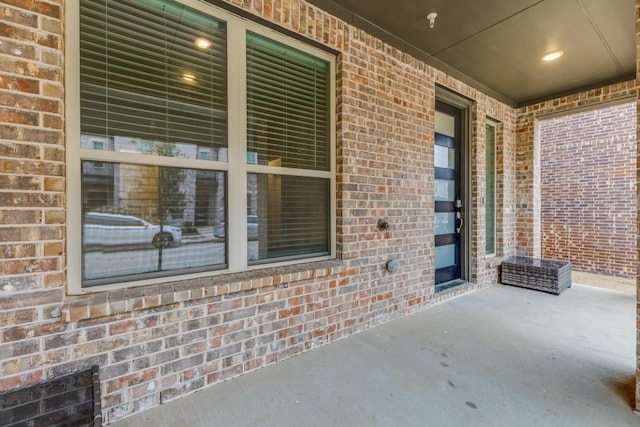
xmin=435 ymin=212 xmax=455 ymax=235
xmin=435 ymin=145 xmax=455 ymax=169
xmin=435 ymin=100 xmax=462 ymax=286
xmin=435 ymin=111 xmax=455 ymax=137
xmin=435 ymin=244 xmax=456 ymax=269
xmin=435 ymin=179 xmax=455 ymax=201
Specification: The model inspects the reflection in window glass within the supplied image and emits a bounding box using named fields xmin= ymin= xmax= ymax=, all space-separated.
xmin=435 ymin=244 xmax=456 ymax=269
xmin=81 ymin=161 xmax=226 ymax=285
xmin=248 ymin=174 xmax=329 ymax=262
xmin=435 ymin=179 xmax=455 ymax=201
xmin=435 ymin=212 xmax=456 ymax=235
xmin=435 ymin=111 xmax=455 ymax=138
xmin=434 ymin=145 xmax=455 ymax=169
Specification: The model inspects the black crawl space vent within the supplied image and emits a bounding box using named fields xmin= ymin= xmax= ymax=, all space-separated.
xmin=0 ymin=365 xmax=101 ymax=427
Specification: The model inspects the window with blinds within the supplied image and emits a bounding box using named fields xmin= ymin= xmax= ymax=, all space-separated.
xmin=72 ymin=0 xmax=334 ymax=290
xmin=246 ymin=32 xmax=330 ymax=171
xmin=248 ymin=174 xmax=330 ymax=263
xmin=246 ymin=32 xmax=331 ymax=263
xmin=80 ymin=0 xmax=227 ymax=157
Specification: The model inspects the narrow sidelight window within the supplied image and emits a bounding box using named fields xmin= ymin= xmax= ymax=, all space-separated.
xmin=485 ymin=121 xmax=497 ymax=255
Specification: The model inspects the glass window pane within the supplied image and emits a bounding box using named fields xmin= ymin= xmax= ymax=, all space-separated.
xmin=435 ymin=212 xmax=456 ymax=235
xmin=246 ymin=32 xmax=330 ymax=171
xmin=80 ymin=0 xmax=228 ymax=159
xmin=486 ymin=123 xmax=496 ymax=254
xmin=435 ymin=145 xmax=455 ymax=169
xmin=435 ymin=244 xmax=456 ymax=269
xmin=81 ymin=161 xmax=226 ymax=285
xmin=435 ymin=111 xmax=455 ymax=137
xmin=435 ymin=179 xmax=455 ymax=201
xmin=248 ymin=174 xmax=329 ymax=262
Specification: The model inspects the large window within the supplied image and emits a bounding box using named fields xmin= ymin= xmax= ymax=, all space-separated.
xmin=485 ymin=121 xmax=497 ymax=256
xmin=67 ymin=0 xmax=335 ymax=291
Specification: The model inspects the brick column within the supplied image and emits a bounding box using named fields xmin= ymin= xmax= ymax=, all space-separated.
xmin=515 ymin=112 xmax=541 ymax=258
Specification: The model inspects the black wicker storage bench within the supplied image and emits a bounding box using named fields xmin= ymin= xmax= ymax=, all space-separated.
xmin=501 ymin=256 xmax=571 ymax=295
xmin=0 ymin=365 xmax=101 ymax=427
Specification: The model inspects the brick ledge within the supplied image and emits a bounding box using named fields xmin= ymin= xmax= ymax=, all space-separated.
xmin=62 ymin=260 xmax=345 ymax=323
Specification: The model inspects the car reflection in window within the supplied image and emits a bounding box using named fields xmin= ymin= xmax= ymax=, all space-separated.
xmin=214 ymin=215 xmax=258 ymax=240
xmin=83 ymin=212 xmax=182 ymax=249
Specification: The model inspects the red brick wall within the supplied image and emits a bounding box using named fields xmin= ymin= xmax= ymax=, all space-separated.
xmin=3 ymin=0 xmax=638 ymax=421
xmin=0 ymin=0 xmax=518 ymax=423
xmin=515 ymin=82 xmax=638 ymax=258
xmin=539 ymin=102 xmax=637 ymax=278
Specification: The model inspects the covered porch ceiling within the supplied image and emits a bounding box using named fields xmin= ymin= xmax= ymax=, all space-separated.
xmin=307 ymin=0 xmax=636 ymax=107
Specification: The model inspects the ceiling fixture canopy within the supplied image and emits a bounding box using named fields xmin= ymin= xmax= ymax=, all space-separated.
xmin=427 ymin=12 xmax=437 ymax=29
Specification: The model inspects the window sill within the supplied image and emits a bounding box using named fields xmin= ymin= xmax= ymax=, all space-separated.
xmin=62 ymin=260 xmax=345 ymax=323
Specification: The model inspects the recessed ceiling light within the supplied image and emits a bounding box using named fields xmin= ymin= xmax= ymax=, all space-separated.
xmin=195 ymin=37 xmax=212 ymax=49
xmin=182 ymin=72 xmax=196 ymax=83
xmin=542 ymin=51 xmax=563 ymax=62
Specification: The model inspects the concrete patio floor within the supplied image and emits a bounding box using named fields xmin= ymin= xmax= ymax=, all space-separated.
xmin=112 ymin=283 xmax=637 ymax=426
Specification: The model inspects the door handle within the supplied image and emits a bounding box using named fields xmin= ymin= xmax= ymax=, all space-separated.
xmin=456 ymin=211 xmax=464 ymax=233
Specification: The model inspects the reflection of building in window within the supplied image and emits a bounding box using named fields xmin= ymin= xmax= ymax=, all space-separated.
xmin=92 ymin=139 xmax=105 ymax=167
xmin=81 ymin=135 xmax=226 ymax=228
xmin=82 ymin=137 xmax=114 ymax=210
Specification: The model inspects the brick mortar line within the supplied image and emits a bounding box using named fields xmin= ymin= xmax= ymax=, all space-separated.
xmin=0 ymin=22 xmax=59 ymax=38
xmin=0 ymin=52 xmax=63 ymax=64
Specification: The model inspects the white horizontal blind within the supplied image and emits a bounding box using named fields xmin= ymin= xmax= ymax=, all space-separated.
xmin=80 ymin=0 xmax=228 ymax=156
xmin=246 ymin=32 xmax=331 ymax=262
xmin=249 ymin=174 xmax=329 ymax=262
xmin=246 ymin=31 xmax=330 ymax=171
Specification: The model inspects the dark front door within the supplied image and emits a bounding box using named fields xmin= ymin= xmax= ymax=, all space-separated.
xmin=434 ymin=101 xmax=463 ymax=286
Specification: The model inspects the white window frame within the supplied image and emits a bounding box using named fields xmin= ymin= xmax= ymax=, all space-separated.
xmin=65 ymin=0 xmax=336 ymax=294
